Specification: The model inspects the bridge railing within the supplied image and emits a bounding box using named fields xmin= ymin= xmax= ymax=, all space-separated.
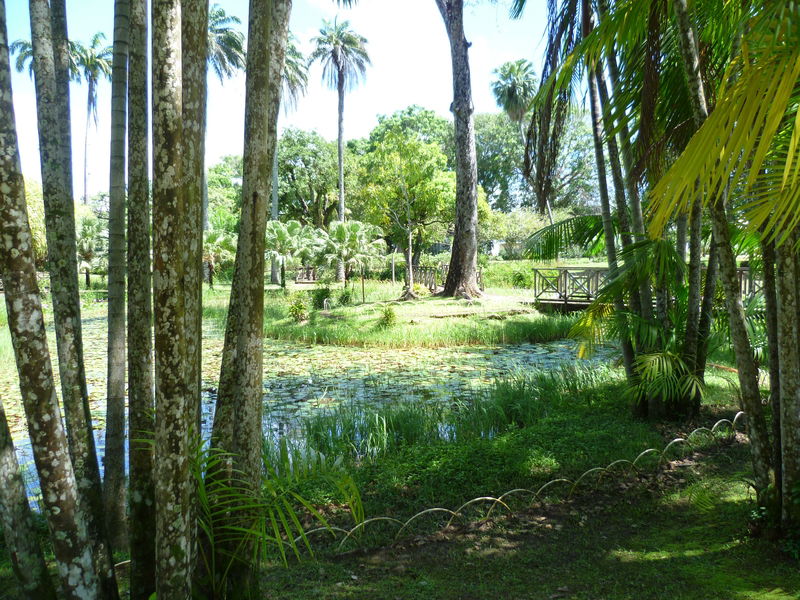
xmin=531 ymin=265 xmax=761 ymax=306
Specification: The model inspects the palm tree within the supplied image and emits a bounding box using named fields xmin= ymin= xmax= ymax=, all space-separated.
xmin=491 ymin=58 xmax=559 ymax=223
xmin=264 ymin=220 xmax=319 ymax=288
xmin=73 ymin=33 xmax=113 ymax=204
xmin=491 ymin=59 xmax=537 ymax=139
xmin=207 ymin=3 xmax=245 ymax=82
xmin=211 ymin=1 xmax=292 ymax=594
xmin=272 ymin=34 xmax=309 ymax=283
xmin=308 ymin=19 xmax=370 ymax=234
xmin=321 ymin=221 xmax=385 ymax=300
xmin=126 ymin=0 xmax=155 ymax=595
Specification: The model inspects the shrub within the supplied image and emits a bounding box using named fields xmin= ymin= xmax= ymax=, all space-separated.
xmin=511 ymin=270 xmax=533 ymax=288
xmin=412 ymin=283 xmax=431 ymax=297
xmin=378 ymin=304 xmax=397 ymax=328
xmin=287 ymin=294 xmax=309 ymax=323
xmin=311 ymin=286 xmax=332 ymax=310
xmin=338 ymin=288 xmax=353 ymax=306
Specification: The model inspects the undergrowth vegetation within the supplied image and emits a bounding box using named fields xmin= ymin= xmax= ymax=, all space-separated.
xmin=202 ymin=283 xmax=578 ymax=348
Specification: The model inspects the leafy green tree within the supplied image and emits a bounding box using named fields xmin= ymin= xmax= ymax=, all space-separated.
xmin=475 ymin=112 xmax=528 ymax=211
xmin=361 ymin=129 xmax=454 ymax=297
xmin=368 ymin=105 xmax=454 ymax=162
xmin=309 ymin=18 xmax=371 ymax=241
xmin=207 ymin=155 xmax=243 ymax=232
xmin=276 ymin=128 xmax=341 ymax=227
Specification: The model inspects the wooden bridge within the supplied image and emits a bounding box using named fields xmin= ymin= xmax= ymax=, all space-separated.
xmin=414 ymin=265 xmax=484 ymax=293
xmin=532 ymin=266 xmax=762 ymax=310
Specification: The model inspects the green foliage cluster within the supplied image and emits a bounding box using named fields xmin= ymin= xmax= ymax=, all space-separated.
xmin=287 ymin=293 xmax=310 ymax=323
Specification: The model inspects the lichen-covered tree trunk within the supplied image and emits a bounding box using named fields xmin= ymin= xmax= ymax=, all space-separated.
xmin=776 ymin=238 xmax=800 ymax=528
xmin=271 ymin=151 xmax=280 ymax=284
xmin=435 ymin=0 xmax=481 ymax=298
xmin=182 ymin=0 xmax=208 ymax=437
xmin=182 ymin=0 xmax=209 ymax=580
xmin=127 ymin=0 xmax=156 ymax=595
xmin=152 ymin=0 xmax=193 ymax=596
xmin=105 ymin=0 xmax=130 ymax=553
xmin=0 ymin=396 xmax=56 ymax=599
xmin=674 ymin=0 xmax=771 ymax=490
xmin=29 ymin=0 xmax=118 ymax=596
xmin=212 ymin=1 xmax=292 ymax=595
xmin=0 ymin=7 xmax=100 ymax=596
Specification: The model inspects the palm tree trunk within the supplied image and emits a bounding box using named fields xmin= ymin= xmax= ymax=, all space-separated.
xmin=181 ymin=13 xmax=208 ymax=583
xmin=1 ymin=7 xmax=100 ymax=595
xmin=271 ymin=148 xmax=280 ymax=283
xmin=211 ymin=1 xmax=292 ymax=595
xmin=694 ymin=234 xmax=718 ymax=381
xmin=582 ymin=1 xmax=635 ymax=383
xmin=600 ymin=30 xmax=652 ymax=321
xmin=595 ymin=67 xmax=642 ymax=318
xmin=84 ymin=89 xmax=91 ymax=204
xmin=336 ymin=66 xmax=346 ymax=282
xmin=776 ymin=236 xmax=800 ymax=527
xmin=104 ymin=0 xmax=129 ymax=554
xmin=151 ymin=0 xmax=193 ymax=595
xmin=674 ymin=0 xmax=771 ymax=490
xmin=761 ymin=235 xmax=781 ymax=508
xmin=49 ymin=0 xmax=74 ymax=201
xmin=0 ymin=397 xmax=56 ymax=599
xmin=127 ymin=0 xmax=155 ymax=595
xmin=435 ymin=0 xmax=481 ymax=298
xmin=29 ymin=1 xmax=118 ymax=596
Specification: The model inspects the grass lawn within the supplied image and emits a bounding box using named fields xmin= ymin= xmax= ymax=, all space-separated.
xmin=203 ymin=281 xmax=578 ymax=348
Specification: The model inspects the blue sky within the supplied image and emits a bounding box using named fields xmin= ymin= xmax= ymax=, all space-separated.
xmin=5 ymin=0 xmax=547 ymax=198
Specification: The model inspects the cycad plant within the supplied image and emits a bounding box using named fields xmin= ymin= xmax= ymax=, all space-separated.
xmin=321 ymin=221 xmax=385 ymax=302
xmin=264 ymin=220 xmax=322 ymax=289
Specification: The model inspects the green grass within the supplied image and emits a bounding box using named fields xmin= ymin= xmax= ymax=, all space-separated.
xmin=203 ymin=282 xmax=578 ymax=348
xmin=265 ymin=447 xmax=799 ymax=599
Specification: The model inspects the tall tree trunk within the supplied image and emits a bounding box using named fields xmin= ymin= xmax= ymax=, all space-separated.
xmin=602 ymin=41 xmax=652 ymax=322
xmin=595 ymin=68 xmax=642 ymax=318
xmin=336 ymin=66 xmax=346 ymax=282
xmin=271 ymin=148 xmax=280 ymax=283
xmin=30 ymin=0 xmax=118 ymax=596
xmin=1 ymin=7 xmax=100 ymax=595
xmin=49 ymin=0 xmax=74 ymax=200
xmin=84 ymin=99 xmax=90 ymax=204
xmin=776 ymin=238 xmax=800 ymax=527
xmin=128 ymin=0 xmax=156 ymax=595
xmin=183 ymin=0 xmax=208 ymax=436
xmin=105 ymin=0 xmax=129 ymax=552
xmin=582 ymin=1 xmax=635 ymax=384
xmin=211 ymin=1 xmax=292 ymax=595
xmin=674 ymin=0 xmax=771 ymax=490
xmin=0 ymin=397 xmax=56 ymax=599
xmin=694 ymin=234 xmax=718 ymax=381
xmin=151 ymin=0 xmax=193 ymax=596
xmin=761 ymin=235 xmax=781 ymax=509
xmin=436 ymin=0 xmax=481 ymax=298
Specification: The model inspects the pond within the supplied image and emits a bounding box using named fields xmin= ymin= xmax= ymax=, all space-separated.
xmin=8 ymin=316 xmax=616 ymax=505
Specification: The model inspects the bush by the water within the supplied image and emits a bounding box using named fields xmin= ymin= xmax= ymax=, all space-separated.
xmin=287 ymin=294 xmax=310 ymax=323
